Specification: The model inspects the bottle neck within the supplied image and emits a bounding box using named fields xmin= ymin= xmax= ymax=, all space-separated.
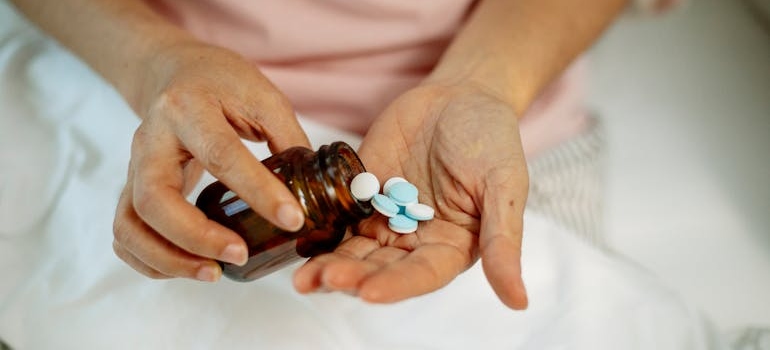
xmin=278 ymin=142 xmax=372 ymax=231
xmin=316 ymin=142 xmax=372 ymax=223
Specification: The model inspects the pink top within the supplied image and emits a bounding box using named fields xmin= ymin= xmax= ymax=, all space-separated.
xmin=142 ymin=1 xmax=683 ymax=155
xmin=147 ymin=0 xmax=475 ymax=135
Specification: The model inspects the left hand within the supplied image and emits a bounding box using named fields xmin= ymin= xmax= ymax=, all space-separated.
xmin=293 ymin=81 xmax=530 ymax=309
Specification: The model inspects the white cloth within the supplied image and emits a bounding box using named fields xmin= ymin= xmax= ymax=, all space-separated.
xmin=0 ymin=3 xmax=723 ymax=349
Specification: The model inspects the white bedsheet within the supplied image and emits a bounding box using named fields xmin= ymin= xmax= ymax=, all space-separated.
xmin=0 ymin=3 xmax=724 ymax=349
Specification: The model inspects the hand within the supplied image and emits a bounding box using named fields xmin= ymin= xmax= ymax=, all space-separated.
xmin=112 ymin=43 xmax=310 ymax=282
xmin=294 ymin=82 xmax=529 ymax=309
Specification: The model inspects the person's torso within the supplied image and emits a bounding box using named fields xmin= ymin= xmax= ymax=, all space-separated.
xmin=146 ymin=0 xmax=475 ymax=134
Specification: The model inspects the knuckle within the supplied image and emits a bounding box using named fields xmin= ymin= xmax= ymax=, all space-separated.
xmin=113 ymin=233 xmax=177 ymax=280
xmin=131 ymin=124 xmax=148 ymax=146
xmin=129 ymin=127 xmax=155 ymax=162
xmin=272 ymin=93 xmax=295 ymax=116
xmin=154 ymin=256 xmax=199 ymax=279
xmin=112 ymin=217 xmax=131 ymax=244
xmin=112 ymin=240 xmax=128 ymax=260
xmin=254 ymin=90 xmax=294 ymax=121
xmin=113 ymin=241 xmax=167 ymax=280
xmin=182 ymin=223 xmax=215 ymax=256
xmin=196 ymin=223 xmax=216 ymax=245
xmin=149 ymin=86 xmax=187 ymax=117
xmin=487 ymin=165 xmax=526 ymax=192
xmin=147 ymin=84 xmax=215 ymax=126
xmin=198 ymin=137 xmax=239 ymax=175
xmin=132 ymin=184 xmax=158 ymax=217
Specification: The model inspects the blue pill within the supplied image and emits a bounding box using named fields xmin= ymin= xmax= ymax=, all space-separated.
xmin=388 ymin=214 xmax=418 ymax=234
xmin=371 ymin=193 xmax=399 ymax=217
xmin=388 ymin=182 xmax=418 ymax=206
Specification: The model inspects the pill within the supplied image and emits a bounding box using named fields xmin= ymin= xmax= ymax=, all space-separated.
xmin=387 ymin=181 xmax=418 ymax=206
xmin=371 ymin=194 xmax=399 ymax=217
xmin=382 ymin=177 xmax=408 ymax=197
xmin=404 ymin=203 xmax=435 ymax=221
xmin=388 ymin=214 xmax=418 ymax=234
xmin=350 ymin=172 xmax=380 ymax=202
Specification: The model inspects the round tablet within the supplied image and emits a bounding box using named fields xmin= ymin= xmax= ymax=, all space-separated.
xmin=388 ymin=214 xmax=418 ymax=234
xmin=382 ymin=177 xmax=408 ymax=197
xmin=404 ymin=203 xmax=435 ymax=221
xmin=371 ymin=194 xmax=399 ymax=217
xmin=387 ymin=181 xmax=418 ymax=206
xmin=350 ymin=172 xmax=380 ymax=202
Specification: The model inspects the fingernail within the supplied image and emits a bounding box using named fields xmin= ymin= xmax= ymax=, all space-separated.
xmin=221 ymin=243 xmax=248 ymax=266
xmin=196 ymin=264 xmax=221 ymax=282
xmin=277 ymin=203 xmax=304 ymax=231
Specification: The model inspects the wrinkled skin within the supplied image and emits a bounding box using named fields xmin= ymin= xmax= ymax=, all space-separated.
xmin=112 ymin=44 xmax=310 ymax=282
xmin=294 ymin=82 xmax=530 ymax=309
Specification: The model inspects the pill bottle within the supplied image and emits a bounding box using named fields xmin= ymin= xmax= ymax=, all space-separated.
xmin=195 ymin=141 xmax=373 ymax=281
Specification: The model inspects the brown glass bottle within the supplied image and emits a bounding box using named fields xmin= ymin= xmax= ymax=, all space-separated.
xmin=195 ymin=141 xmax=373 ymax=281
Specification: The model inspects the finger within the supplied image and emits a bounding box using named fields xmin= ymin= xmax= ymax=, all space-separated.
xmin=181 ymin=159 xmax=204 ymax=196
xmin=116 ymin=182 xmax=226 ymax=281
xmin=316 ymin=216 xmax=420 ymax=288
xmin=174 ymin=105 xmax=306 ymax=232
xmin=339 ymin=218 xmax=472 ymax=302
xmin=357 ymin=243 xmax=468 ymax=304
xmin=321 ymin=246 xmax=410 ymax=293
xmin=293 ymin=235 xmax=379 ymax=293
xmin=247 ymin=90 xmax=312 ymax=153
xmin=221 ymin=77 xmax=311 ymax=152
xmin=479 ymin=169 xmax=529 ymax=310
xmin=363 ymin=246 xmax=410 ymax=266
xmin=112 ymin=240 xmax=171 ymax=280
xmin=293 ymin=256 xmax=325 ymax=294
xmin=116 ymin=207 xmax=223 ymax=282
xmin=129 ymin=138 xmax=250 ymax=266
xmin=318 ymin=237 xmax=386 ymax=292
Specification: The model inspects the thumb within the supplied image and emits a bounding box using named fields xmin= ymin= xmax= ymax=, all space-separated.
xmin=479 ymin=169 xmax=529 ymax=310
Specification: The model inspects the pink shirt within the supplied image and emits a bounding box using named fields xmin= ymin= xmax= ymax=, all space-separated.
xmin=147 ymin=0 xmax=474 ymax=135
xmin=143 ymin=1 xmax=684 ymax=158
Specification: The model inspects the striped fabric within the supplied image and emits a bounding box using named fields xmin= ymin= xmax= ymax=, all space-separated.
xmin=526 ymin=116 xmax=607 ymax=247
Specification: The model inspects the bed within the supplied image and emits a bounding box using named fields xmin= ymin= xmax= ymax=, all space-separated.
xmin=3 ymin=1 xmax=765 ymax=348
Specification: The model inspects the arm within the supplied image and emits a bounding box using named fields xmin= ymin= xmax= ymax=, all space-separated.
xmin=429 ymin=0 xmax=627 ymax=114
xmin=8 ymin=0 xmax=190 ymax=111
xmin=9 ymin=0 xmax=310 ymax=281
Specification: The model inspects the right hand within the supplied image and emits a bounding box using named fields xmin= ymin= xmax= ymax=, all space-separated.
xmin=112 ymin=42 xmax=310 ymax=282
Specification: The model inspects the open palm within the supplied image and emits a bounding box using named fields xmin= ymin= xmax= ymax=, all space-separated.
xmin=294 ymin=82 xmax=530 ymax=309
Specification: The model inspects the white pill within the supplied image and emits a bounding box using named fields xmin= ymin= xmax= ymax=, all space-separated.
xmin=382 ymin=177 xmax=408 ymax=197
xmin=350 ymin=172 xmax=380 ymax=201
xmin=404 ymin=203 xmax=435 ymax=221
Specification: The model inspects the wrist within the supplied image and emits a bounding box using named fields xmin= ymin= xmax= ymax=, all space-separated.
xmin=422 ymin=64 xmax=522 ymax=115
xmin=425 ymin=52 xmax=530 ymax=115
xmin=129 ymin=39 xmax=185 ymax=114
xmin=122 ymin=35 xmax=202 ymax=115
